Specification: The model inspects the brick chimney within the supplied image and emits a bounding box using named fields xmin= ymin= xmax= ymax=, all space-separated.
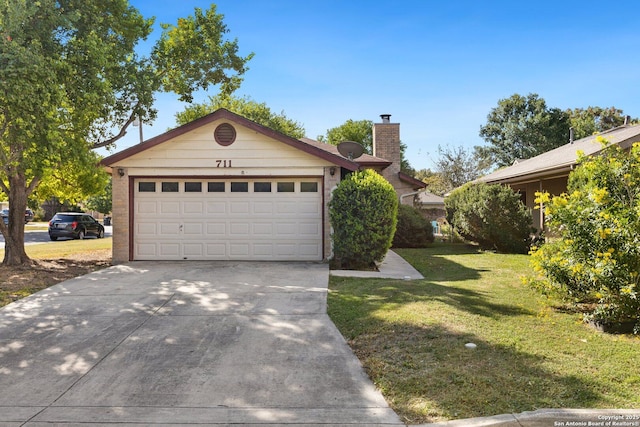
xmin=373 ymin=114 xmax=402 ymax=187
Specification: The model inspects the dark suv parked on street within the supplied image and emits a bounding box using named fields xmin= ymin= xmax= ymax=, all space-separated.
xmin=48 ymin=212 xmax=105 ymax=241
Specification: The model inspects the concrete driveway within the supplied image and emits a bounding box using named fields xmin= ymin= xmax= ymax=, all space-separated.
xmin=0 ymin=261 xmax=402 ymax=426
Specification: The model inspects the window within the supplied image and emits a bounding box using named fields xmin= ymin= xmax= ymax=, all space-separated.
xmin=185 ymin=182 xmax=202 ymax=192
xmin=162 ymin=182 xmax=179 ymax=192
xmin=231 ymin=182 xmax=248 ymax=192
xmin=277 ymin=182 xmax=295 ymax=192
xmin=138 ymin=182 xmax=156 ymax=192
xmin=254 ymin=182 xmax=272 ymax=192
xmin=300 ymin=182 xmax=318 ymax=192
xmin=208 ymin=182 xmax=225 ymax=192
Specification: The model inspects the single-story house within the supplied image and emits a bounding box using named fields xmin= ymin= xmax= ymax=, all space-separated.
xmin=101 ymin=109 xmax=425 ymax=263
xmin=476 ymin=122 xmax=640 ymax=231
xmin=415 ymin=191 xmax=446 ymax=222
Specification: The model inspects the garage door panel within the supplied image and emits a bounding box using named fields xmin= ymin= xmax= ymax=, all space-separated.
xmin=206 ymin=223 xmax=226 ymax=235
xmin=207 ymin=202 xmax=226 ymax=214
xmin=253 ymin=202 xmax=273 ymax=214
xmin=299 ymin=222 xmax=321 ymax=236
xmin=136 ymin=243 xmax=157 ymax=257
xmin=134 ymin=178 xmax=322 ymax=261
xmin=275 ymin=243 xmax=296 ymax=256
xmin=183 ymin=243 xmax=204 ymax=257
xmin=299 ymin=244 xmax=321 ymax=257
xmin=159 ymin=244 xmax=180 ymax=257
xmin=136 ymin=223 xmax=157 ymax=235
xmin=230 ymin=222 xmax=250 ymax=235
xmin=230 ymin=202 xmax=250 ymax=214
xmin=276 ymin=202 xmax=297 ymax=214
xmin=253 ymin=244 xmax=274 ymax=256
xmin=160 ymin=223 xmax=180 ymax=235
xmin=230 ymin=243 xmax=250 ymax=256
xmin=183 ymin=202 xmax=204 ymax=214
xmin=160 ymin=202 xmax=180 ymax=214
xmin=183 ymin=223 xmax=203 ymax=235
xmin=252 ymin=223 xmax=273 ymax=235
xmin=137 ymin=201 xmax=157 ymax=214
xmin=275 ymin=222 xmax=296 ymax=235
xmin=206 ymin=243 xmax=226 ymax=257
xmin=298 ymin=201 xmax=321 ymax=215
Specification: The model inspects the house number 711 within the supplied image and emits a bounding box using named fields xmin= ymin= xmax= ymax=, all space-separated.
xmin=216 ymin=160 xmax=232 ymax=168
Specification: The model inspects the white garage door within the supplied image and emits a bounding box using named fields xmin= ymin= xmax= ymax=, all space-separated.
xmin=133 ymin=178 xmax=323 ymax=261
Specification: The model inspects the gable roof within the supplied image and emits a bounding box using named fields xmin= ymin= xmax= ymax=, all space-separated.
xmin=416 ymin=191 xmax=445 ymax=206
xmin=478 ymin=124 xmax=640 ymax=184
xmin=101 ymin=108 xmax=360 ymax=170
xmin=298 ymin=137 xmax=392 ymax=169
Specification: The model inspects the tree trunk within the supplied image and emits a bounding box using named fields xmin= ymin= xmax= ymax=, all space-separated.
xmin=1 ymin=173 xmax=31 ymax=266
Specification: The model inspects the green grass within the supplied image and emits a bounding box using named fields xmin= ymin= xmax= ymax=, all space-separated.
xmin=328 ymin=243 xmax=640 ymax=424
xmin=0 ymin=237 xmax=112 ymax=259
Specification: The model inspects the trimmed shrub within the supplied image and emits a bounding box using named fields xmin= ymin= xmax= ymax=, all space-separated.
xmin=329 ymin=169 xmax=398 ymax=270
xmin=528 ymin=140 xmax=640 ymax=331
xmin=445 ymin=182 xmax=533 ymax=253
xmin=392 ymin=204 xmax=434 ymax=248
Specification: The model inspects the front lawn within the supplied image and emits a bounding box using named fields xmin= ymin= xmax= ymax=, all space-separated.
xmin=328 ymin=243 xmax=640 ymax=424
xmin=0 ymin=238 xmax=112 ymax=307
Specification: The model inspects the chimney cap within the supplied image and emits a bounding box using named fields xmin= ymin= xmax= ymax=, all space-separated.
xmin=380 ymin=114 xmax=391 ymax=123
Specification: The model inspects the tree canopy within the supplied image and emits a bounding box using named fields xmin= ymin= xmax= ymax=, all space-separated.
xmin=477 ymin=93 xmax=570 ymax=168
xmin=318 ymin=119 xmax=414 ymax=173
xmin=318 ymin=119 xmax=373 ymax=153
xmin=175 ymin=94 xmax=305 ymax=139
xmin=477 ymin=93 xmax=637 ymax=169
xmin=567 ymin=107 xmax=637 ymax=140
xmin=433 ymin=145 xmax=491 ymax=192
xmin=0 ymin=1 xmax=253 ymax=265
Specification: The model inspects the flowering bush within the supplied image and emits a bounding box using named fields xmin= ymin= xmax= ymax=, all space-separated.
xmin=529 ymin=139 xmax=640 ymax=331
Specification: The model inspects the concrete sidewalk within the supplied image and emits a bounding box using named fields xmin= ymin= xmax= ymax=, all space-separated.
xmin=330 ymin=250 xmax=424 ymax=280
xmin=0 ymin=261 xmax=402 ymax=425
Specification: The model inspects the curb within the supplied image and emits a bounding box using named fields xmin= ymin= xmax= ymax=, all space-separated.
xmin=414 ymin=408 xmax=640 ymax=426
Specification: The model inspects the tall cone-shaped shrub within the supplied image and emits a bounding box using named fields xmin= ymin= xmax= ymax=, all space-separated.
xmin=329 ymin=169 xmax=398 ymax=270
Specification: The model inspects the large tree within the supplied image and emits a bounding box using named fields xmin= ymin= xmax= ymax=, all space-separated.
xmin=477 ymin=93 xmax=570 ymax=168
xmin=318 ymin=119 xmax=373 ymax=153
xmin=434 ymin=144 xmax=491 ymax=191
xmin=567 ymin=106 xmax=637 ymax=140
xmin=175 ymin=94 xmax=305 ymax=139
xmin=319 ymin=119 xmax=414 ymax=173
xmin=0 ymin=1 xmax=252 ymax=265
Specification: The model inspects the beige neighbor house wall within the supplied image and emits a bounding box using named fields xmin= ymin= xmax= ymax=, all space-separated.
xmin=478 ymin=123 xmax=640 ymax=233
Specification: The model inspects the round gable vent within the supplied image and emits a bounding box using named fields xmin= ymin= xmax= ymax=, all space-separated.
xmin=214 ymin=123 xmax=236 ymax=146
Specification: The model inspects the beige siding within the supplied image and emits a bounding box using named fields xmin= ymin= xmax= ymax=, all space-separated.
xmin=112 ymin=121 xmax=332 ymax=170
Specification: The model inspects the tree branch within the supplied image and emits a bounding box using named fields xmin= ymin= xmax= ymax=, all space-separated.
xmin=91 ymin=110 xmax=138 ymax=150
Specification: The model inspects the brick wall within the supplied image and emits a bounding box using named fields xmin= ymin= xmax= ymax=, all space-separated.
xmin=372 ymin=121 xmax=416 ymax=199
xmin=323 ymin=166 xmax=340 ymax=260
xmin=111 ymin=168 xmax=129 ymax=263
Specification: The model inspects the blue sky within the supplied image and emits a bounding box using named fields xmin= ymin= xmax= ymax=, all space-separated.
xmin=115 ymin=1 xmax=640 ymax=170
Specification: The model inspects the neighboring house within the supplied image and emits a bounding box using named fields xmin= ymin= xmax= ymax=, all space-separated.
xmin=415 ymin=191 xmax=446 ymax=223
xmin=101 ymin=109 xmax=425 ymax=263
xmin=476 ymin=122 xmax=640 ymax=231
